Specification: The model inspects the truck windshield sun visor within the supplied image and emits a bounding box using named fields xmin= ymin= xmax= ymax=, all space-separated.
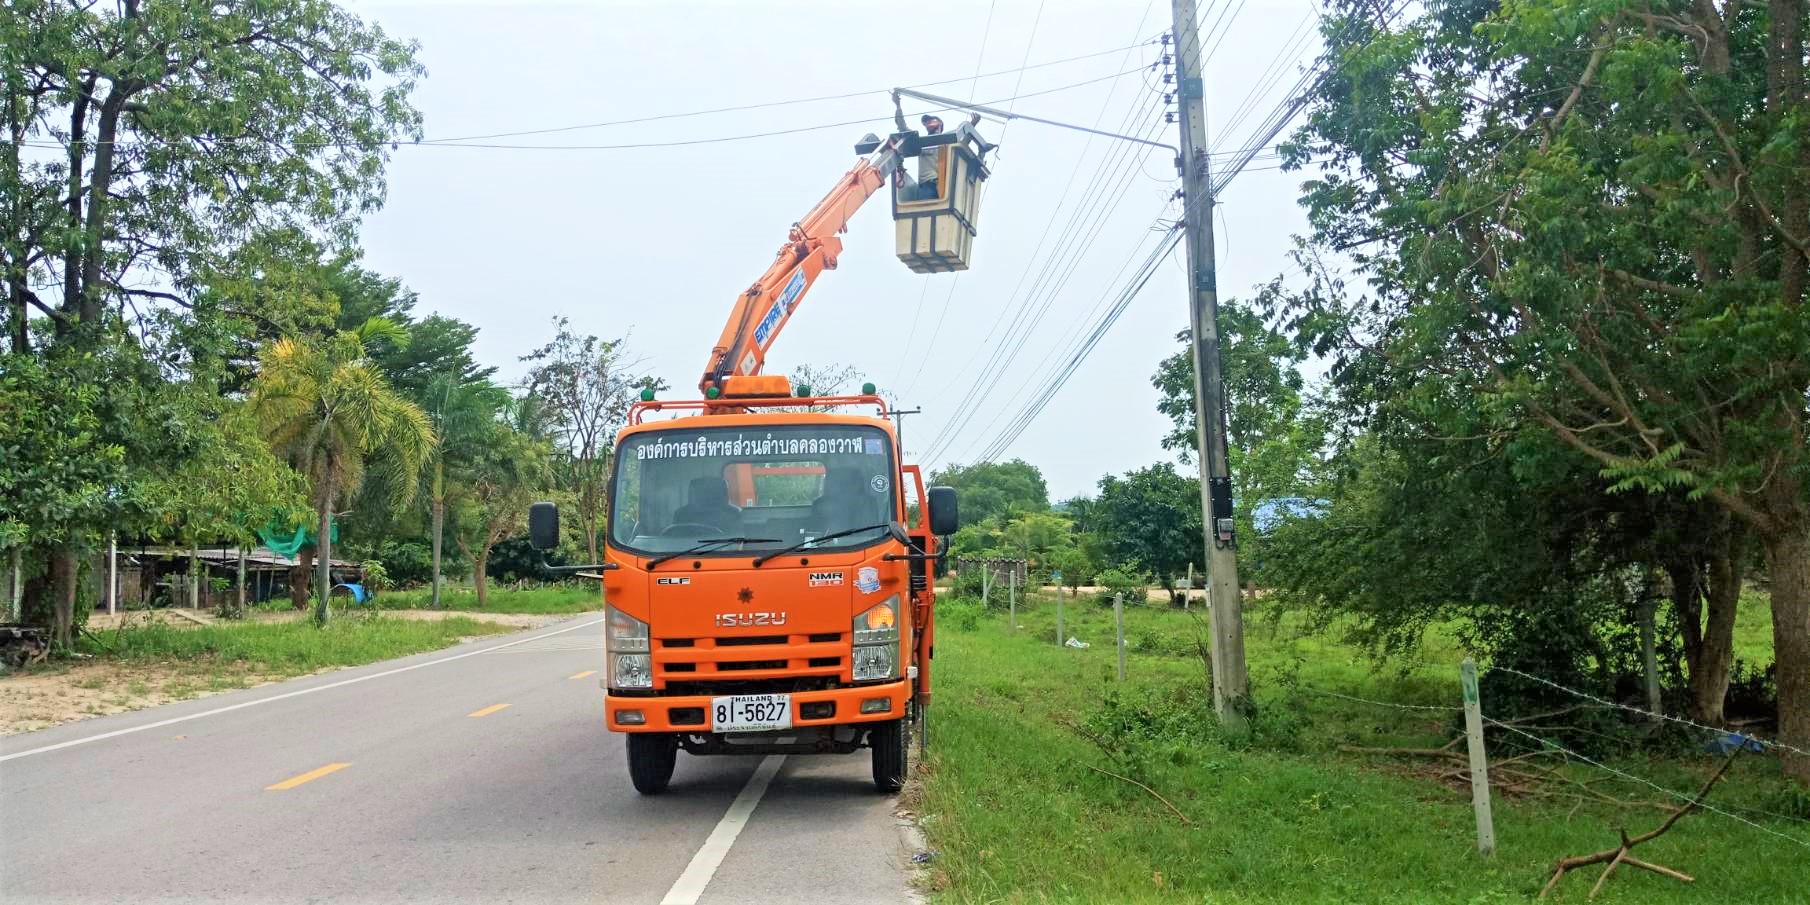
xmin=610 ymin=424 xmax=899 ymax=560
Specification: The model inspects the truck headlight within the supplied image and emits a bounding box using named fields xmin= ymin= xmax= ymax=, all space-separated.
xmin=606 ymin=606 xmax=652 ymax=688
xmin=853 ymin=595 xmax=900 ymax=681
xmin=612 ymin=653 xmax=652 ymax=689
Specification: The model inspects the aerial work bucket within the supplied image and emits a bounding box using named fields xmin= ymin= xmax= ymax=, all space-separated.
xmin=894 ymin=130 xmax=990 ymax=273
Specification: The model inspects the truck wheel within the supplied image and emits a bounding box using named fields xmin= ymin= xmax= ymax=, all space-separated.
xmin=627 ymin=733 xmax=678 ymax=795
xmin=870 ymin=718 xmax=908 ymax=793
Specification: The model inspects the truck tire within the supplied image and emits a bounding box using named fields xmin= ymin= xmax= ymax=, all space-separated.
xmin=870 ymin=718 xmax=908 ymax=793
xmin=627 ymin=733 xmax=678 ymax=795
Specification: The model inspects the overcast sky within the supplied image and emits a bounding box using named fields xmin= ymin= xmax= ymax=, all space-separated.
xmin=353 ymin=0 xmax=1320 ymax=501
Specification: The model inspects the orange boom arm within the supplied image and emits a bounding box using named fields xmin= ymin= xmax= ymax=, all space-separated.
xmin=700 ymin=137 xmax=906 ymax=393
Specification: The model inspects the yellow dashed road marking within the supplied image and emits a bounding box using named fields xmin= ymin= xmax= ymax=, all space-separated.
xmin=467 ymin=703 xmax=511 ymax=718
xmin=266 ymin=762 xmax=351 ymax=791
xmin=568 ymin=670 xmax=596 ymax=680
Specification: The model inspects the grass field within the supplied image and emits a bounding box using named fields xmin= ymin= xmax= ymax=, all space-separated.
xmin=369 ymin=583 xmax=603 ymax=614
xmin=917 ymin=592 xmax=1807 ymax=904
xmin=77 ymin=613 xmax=518 ymax=677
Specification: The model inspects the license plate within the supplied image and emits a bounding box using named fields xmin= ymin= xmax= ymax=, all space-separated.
xmin=711 ymin=693 xmax=792 ymax=733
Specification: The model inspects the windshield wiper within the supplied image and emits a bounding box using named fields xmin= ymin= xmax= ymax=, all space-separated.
xmin=647 ymin=537 xmax=780 ymax=569
xmin=751 ymin=523 xmax=894 ymax=567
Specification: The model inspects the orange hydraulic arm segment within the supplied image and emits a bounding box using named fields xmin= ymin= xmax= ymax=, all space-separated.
xmin=700 ymin=137 xmax=906 ymax=393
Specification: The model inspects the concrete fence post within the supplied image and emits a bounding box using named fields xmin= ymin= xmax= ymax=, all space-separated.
xmin=1115 ymin=593 xmax=1127 ymax=682
xmin=1008 ymin=567 xmax=1017 ymax=630
xmin=1461 ymin=658 xmax=1496 ymax=856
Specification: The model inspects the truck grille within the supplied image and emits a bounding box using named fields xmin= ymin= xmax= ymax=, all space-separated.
xmin=654 ymin=632 xmax=846 ymax=687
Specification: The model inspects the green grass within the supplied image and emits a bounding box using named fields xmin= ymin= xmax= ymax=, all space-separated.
xmin=369 ymin=583 xmax=603 ymax=615
xmin=918 ymin=594 xmax=1807 ymax=904
xmin=76 ymin=613 xmax=518 ymax=677
xmin=1734 ymin=588 xmax=1776 ymax=666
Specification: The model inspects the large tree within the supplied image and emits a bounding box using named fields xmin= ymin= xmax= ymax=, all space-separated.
xmin=1 ymin=0 xmax=420 ymax=634
xmin=1289 ymin=0 xmax=1810 ymax=779
xmin=520 ymin=319 xmax=648 ymax=563
xmin=1153 ymin=292 xmax=1327 ymax=555
xmin=1089 ymin=464 xmax=1204 ymax=603
xmin=927 ymin=459 xmax=1050 ymax=526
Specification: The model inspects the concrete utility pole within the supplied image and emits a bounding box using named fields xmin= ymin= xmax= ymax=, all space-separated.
xmin=890 ymin=407 xmax=922 ymax=459
xmin=1171 ymin=0 xmax=1248 ymax=724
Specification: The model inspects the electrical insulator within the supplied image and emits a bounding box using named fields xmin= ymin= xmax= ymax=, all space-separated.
xmin=1166 ymin=112 xmax=1176 ymax=123
xmin=1164 ymin=93 xmax=1174 ymax=104
xmin=1163 ymin=73 xmax=1173 ymax=84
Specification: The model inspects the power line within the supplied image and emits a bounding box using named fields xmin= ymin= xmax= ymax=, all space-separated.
xmin=918 ymin=76 xmax=1171 ymax=447
xmin=913 ymin=11 xmax=1167 ymax=447
xmin=411 ymin=68 xmax=1135 ymax=151
xmin=895 ymin=0 xmax=1050 ymax=404
xmin=971 ymin=225 xmax=1184 ymax=463
xmin=424 ymin=29 xmax=1147 ymax=144
xmin=7 ymin=58 xmax=1152 ymax=154
xmin=917 ymin=79 xmax=1168 ymax=465
xmin=888 ymin=0 xmax=1005 ymax=393
xmin=943 ymin=0 xmax=1416 ymax=466
xmin=937 ymin=106 xmax=1175 ymax=463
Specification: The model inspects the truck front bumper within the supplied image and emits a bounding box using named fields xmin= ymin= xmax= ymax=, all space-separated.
xmin=605 ymin=679 xmax=911 ymax=733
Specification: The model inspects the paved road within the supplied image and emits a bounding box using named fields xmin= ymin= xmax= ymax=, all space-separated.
xmin=0 ymin=616 xmax=923 ymax=905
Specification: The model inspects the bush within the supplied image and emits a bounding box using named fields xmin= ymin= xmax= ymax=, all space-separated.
xmin=359 ymin=560 xmax=391 ymax=594
xmin=951 ymin=566 xmax=986 ymax=599
xmin=1093 ymin=566 xmax=1146 ymax=606
xmin=362 ymin=540 xmax=433 ymax=586
xmin=938 ymin=596 xmax=984 ymax=632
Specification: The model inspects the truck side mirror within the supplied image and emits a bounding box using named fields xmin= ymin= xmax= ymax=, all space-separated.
xmin=927 ymin=486 xmax=959 ymax=536
xmin=528 ymin=501 xmax=560 ymax=551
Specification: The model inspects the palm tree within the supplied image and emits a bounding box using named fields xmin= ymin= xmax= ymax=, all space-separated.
xmin=251 ymin=323 xmax=436 ymax=625
xmin=421 ymin=374 xmax=508 ymax=608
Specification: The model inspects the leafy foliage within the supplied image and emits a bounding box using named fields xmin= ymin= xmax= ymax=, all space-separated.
xmin=1280 ymin=0 xmax=1810 ymax=777
xmin=928 ymin=459 xmax=1050 ymax=527
xmin=1087 ymin=464 xmax=1203 ymax=600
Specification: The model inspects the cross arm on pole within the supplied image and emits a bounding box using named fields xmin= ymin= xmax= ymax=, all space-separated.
xmin=891 ymin=87 xmax=1181 ymax=161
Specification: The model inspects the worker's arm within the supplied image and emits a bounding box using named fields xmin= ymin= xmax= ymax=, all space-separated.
xmin=700 ymin=138 xmax=905 ymax=392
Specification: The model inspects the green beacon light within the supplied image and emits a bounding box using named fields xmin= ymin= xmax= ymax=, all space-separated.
xmin=639 ymin=387 xmax=656 ymax=402
xmin=795 ymin=384 xmax=812 ymax=398
xmin=704 ymin=385 xmax=721 ymax=399
xmin=861 ymin=382 xmax=877 ymax=395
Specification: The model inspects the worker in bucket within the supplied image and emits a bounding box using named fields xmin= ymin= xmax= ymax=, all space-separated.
xmin=893 ymin=114 xmax=947 ymax=202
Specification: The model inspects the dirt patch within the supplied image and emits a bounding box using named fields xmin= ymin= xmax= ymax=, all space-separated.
xmin=382 ymin=610 xmax=567 ymax=630
xmin=0 ymin=611 xmax=554 ymax=736
xmin=0 ymin=659 xmax=298 ymax=735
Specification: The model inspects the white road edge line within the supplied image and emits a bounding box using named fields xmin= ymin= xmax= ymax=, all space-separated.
xmin=0 ymin=617 xmax=605 ymax=763
xmin=660 ymin=754 xmax=787 ymax=905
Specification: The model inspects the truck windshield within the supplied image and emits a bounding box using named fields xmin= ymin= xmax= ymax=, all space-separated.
xmin=610 ymin=424 xmax=898 ymax=555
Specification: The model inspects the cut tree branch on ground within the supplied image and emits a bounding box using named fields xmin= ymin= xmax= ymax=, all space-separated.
xmin=1538 ymin=752 xmax=1738 ymax=900
xmin=1083 ymin=764 xmax=1193 ymax=826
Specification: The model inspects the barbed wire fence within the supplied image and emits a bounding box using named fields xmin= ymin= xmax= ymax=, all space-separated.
xmin=1293 ymin=659 xmax=1810 ymax=894
xmin=977 ymin=579 xmax=1809 ymax=894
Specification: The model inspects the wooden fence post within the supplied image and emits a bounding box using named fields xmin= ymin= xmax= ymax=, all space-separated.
xmin=1461 ymin=658 xmax=1496 ymax=855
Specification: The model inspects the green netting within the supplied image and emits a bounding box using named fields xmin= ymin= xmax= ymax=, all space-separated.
xmin=257 ymin=518 xmax=337 ymax=558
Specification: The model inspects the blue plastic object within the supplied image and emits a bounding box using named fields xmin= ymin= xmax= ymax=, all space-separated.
xmin=330 ymin=583 xmax=369 ymax=605
xmin=1703 ymin=731 xmax=1766 ymax=754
